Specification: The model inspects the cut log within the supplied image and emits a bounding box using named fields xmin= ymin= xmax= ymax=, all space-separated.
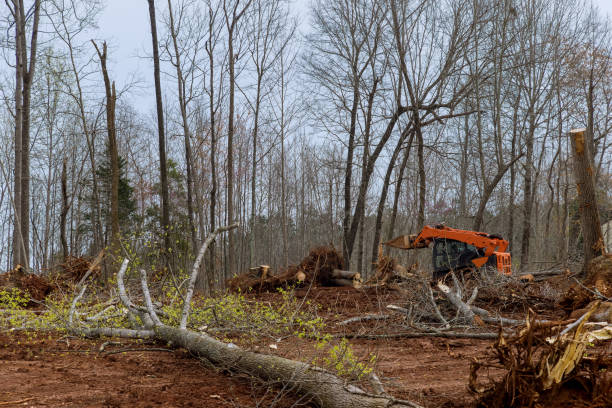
xmin=329 ymin=278 xmax=361 ymax=288
xmin=155 ymin=325 xmax=422 ymax=408
xmin=331 ymin=269 xmax=361 ymax=280
xmin=296 ymin=270 xmax=306 ymax=282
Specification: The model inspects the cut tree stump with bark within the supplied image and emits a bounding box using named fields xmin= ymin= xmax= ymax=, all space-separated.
xmin=569 ymin=128 xmax=605 ymax=274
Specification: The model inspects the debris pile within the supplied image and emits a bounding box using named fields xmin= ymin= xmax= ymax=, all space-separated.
xmin=0 ymin=265 xmax=54 ymax=304
xmin=559 ymin=254 xmax=612 ymax=311
xmin=60 ymin=255 xmax=101 ymax=282
xmin=469 ymin=306 xmax=612 ymax=408
xmin=229 ymin=246 xmax=360 ymax=292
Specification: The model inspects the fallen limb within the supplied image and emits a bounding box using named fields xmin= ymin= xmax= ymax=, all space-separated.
xmin=338 ymin=314 xmax=389 ymax=326
xmin=180 ymin=223 xmax=239 ymax=329
xmin=339 ymin=331 xmax=500 ymax=340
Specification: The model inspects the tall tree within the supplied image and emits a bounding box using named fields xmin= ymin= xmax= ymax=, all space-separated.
xmin=147 ymin=0 xmax=171 ymax=260
xmin=92 ymin=41 xmax=120 ymax=260
xmin=10 ymin=0 xmax=41 ymax=269
xmin=223 ymin=0 xmax=253 ymax=276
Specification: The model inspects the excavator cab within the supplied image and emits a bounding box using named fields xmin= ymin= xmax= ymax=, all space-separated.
xmin=432 ymin=239 xmax=483 ymax=279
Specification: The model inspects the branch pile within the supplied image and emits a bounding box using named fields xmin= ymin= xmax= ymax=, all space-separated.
xmin=0 ymin=265 xmax=54 ymax=304
xmin=60 ymin=254 xmax=102 ymax=282
xmin=559 ymin=254 xmax=612 ymax=311
xmin=469 ymin=304 xmax=612 ymax=408
xmin=229 ymin=246 xmax=360 ymax=292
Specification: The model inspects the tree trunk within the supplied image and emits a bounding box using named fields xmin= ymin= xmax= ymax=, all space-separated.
xmin=154 ymin=326 xmax=421 ymax=408
xmin=167 ymin=0 xmax=197 ymax=252
xmin=569 ymin=128 xmax=604 ymax=274
xmin=387 ymin=140 xmax=411 ymax=241
xmin=371 ymin=128 xmax=413 ymax=268
xmin=147 ymin=0 xmax=171 ymax=262
xmin=92 ymin=41 xmax=120 ymax=261
xmin=12 ymin=0 xmax=24 ymax=268
xmin=60 ymin=158 xmax=69 ymax=261
xmin=342 ymin=79 xmax=360 ymax=269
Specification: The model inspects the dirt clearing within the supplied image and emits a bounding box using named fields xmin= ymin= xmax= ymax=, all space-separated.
xmin=0 ymin=331 xmax=303 ymax=408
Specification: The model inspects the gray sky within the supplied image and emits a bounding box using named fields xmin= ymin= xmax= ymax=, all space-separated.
xmin=96 ymin=0 xmax=612 ymax=114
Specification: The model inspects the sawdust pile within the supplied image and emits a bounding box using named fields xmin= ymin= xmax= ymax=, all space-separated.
xmin=228 ymin=246 xmax=344 ymax=292
xmin=559 ymin=254 xmax=612 ymax=311
xmin=470 ymin=308 xmax=611 ymax=408
xmin=0 ymin=265 xmax=55 ymax=304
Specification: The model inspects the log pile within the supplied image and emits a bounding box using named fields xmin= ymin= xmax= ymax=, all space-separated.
xmin=229 ymin=246 xmax=362 ymax=292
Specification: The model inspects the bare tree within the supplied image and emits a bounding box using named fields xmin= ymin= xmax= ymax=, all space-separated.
xmin=9 ymin=0 xmax=41 ymax=269
xmin=223 ymin=0 xmax=253 ymax=276
xmin=147 ymin=0 xmax=171 ymax=260
xmin=92 ymin=41 xmax=120 ymax=265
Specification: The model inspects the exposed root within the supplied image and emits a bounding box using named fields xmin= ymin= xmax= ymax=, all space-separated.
xmin=469 ymin=305 xmax=612 ymax=408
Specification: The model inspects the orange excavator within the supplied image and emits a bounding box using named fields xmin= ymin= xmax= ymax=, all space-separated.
xmin=385 ymin=225 xmax=512 ymax=280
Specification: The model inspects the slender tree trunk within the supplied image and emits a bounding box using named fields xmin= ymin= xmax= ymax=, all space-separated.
xmin=60 ymin=158 xmax=69 ymax=261
xmin=249 ymin=75 xmax=262 ymax=266
xmin=279 ymin=55 xmax=288 ymax=268
xmin=387 ymin=138 xmax=411 ymax=241
xmin=167 ymin=0 xmax=197 ymax=252
xmin=147 ymin=0 xmax=171 ymax=262
xmin=93 ymin=42 xmax=120 ymax=262
xmin=226 ymin=22 xmax=236 ymax=279
xmin=520 ymin=116 xmax=535 ymax=268
xmin=415 ymin=116 xmax=426 ymax=230
xmin=206 ymin=5 xmax=218 ymax=292
xmin=371 ymin=127 xmax=413 ymax=268
xmin=341 ymin=79 xmax=360 ymax=269
xmin=12 ymin=0 xmax=24 ymax=268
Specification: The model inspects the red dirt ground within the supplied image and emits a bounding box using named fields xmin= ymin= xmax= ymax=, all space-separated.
xmin=0 ymin=331 xmax=303 ymax=407
xmin=1 ymin=282 xmax=607 ymax=408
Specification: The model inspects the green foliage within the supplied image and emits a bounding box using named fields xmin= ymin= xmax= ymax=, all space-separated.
xmin=0 ymin=288 xmax=29 ymax=309
xmin=321 ymin=338 xmax=376 ymax=380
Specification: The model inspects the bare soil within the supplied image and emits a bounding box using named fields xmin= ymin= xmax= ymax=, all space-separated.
xmin=1 ymin=278 xmax=608 ymax=408
xmin=0 ymin=331 xmax=302 ymax=407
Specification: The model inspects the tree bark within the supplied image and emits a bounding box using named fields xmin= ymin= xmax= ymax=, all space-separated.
xmin=60 ymin=158 xmax=69 ymax=261
xmin=155 ymin=325 xmax=421 ymax=408
xmin=569 ymin=128 xmax=604 ymax=274
xmin=371 ymin=127 xmax=413 ymax=268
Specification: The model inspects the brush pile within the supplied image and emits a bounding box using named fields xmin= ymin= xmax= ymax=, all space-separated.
xmin=60 ymin=255 xmax=101 ymax=282
xmin=229 ymin=246 xmax=361 ymax=292
xmin=559 ymin=254 xmax=612 ymax=311
xmin=0 ymin=265 xmax=55 ymax=304
xmin=469 ymin=305 xmax=611 ymax=408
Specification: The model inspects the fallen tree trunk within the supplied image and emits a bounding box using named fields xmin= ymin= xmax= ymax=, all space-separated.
xmin=67 ymin=234 xmax=423 ymax=408
xmin=155 ymin=325 xmax=422 ymax=408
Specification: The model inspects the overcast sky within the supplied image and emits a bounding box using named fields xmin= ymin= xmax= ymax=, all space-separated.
xmin=95 ymin=0 xmax=612 ymax=114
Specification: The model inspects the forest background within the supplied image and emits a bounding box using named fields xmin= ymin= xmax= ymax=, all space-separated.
xmin=1 ymin=0 xmax=611 ymax=292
